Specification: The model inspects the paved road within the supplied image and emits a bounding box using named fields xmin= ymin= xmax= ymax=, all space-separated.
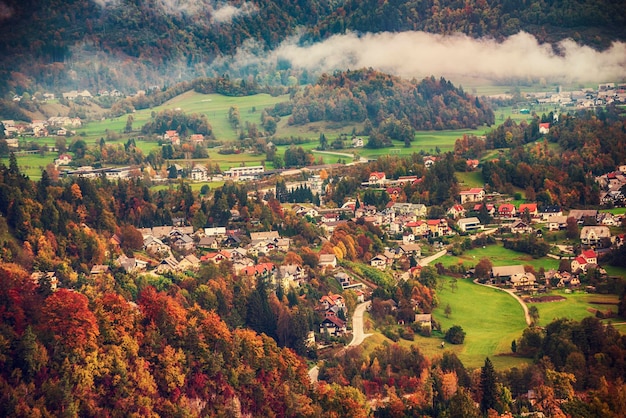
xmin=309 ymin=300 xmax=372 ymax=384
xmin=348 ymin=301 xmax=372 ymax=347
xmin=418 ymin=249 xmax=448 ymax=266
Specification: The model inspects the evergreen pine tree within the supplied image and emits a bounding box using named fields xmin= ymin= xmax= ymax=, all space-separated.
xmin=480 ymin=357 xmax=498 ymax=413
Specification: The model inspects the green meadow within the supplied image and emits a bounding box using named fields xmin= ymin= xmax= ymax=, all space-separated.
xmin=527 ymin=290 xmax=620 ymax=327
xmin=437 ymin=243 xmax=560 ymax=272
xmin=362 ymin=275 xmax=532 ymax=370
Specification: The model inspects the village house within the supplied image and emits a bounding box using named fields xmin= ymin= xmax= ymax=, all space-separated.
xmin=189 ymin=134 xmax=204 ymax=143
xmin=402 ymin=232 xmax=415 ymax=244
xmin=55 ymin=153 xmax=73 ymax=166
xmin=320 ymin=313 xmax=346 ymax=336
xmin=405 ymin=220 xmax=429 ymax=236
xmin=224 ymin=165 xmax=265 ymax=180
xmin=156 ymin=256 xmax=179 ymax=274
xmin=177 ymin=254 xmax=201 ymax=271
xmin=241 ymin=262 xmax=276 ymax=279
xmin=580 ymin=225 xmax=612 ymax=246
xmin=415 ymin=314 xmax=432 ymax=333
xmin=498 ymin=203 xmax=516 ymax=218
xmin=31 ymin=271 xmax=59 ymax=292
xmin=370 ymin=254 xmax=388 ymax=269
xmin=539 ymin=123 xmax=550 ymax=134
xmin=319 ymin=254 xmax=337 ymax=269
xmin=568 ymin=209 xmax=598 ymax=224
xmin=447 ymin=204 xmax=466 ymax=219
xmin=190 ymin=165 xmax=209 ymax=181
xmin=277 ymin=264 xmax=306 ymax=287
xmin=90 ymin=264 xmax=110 ymax=276
xmin=397 ymin=243 xmax=422 ymax=258
xmin=351 ymin=137 xmax=364 ymax=147
xmin=368 ymin=171 xmax=387 ymax=185
xmin=197 ymin=236 xmax=220 ymax=250
xmin=518 ymin=203 xmax=539 ymax=218
xmin=474 ymin=203 xmax=496 ymax=216
xmin=320 ymin=292 xmax=346 ymax=312
xmin=391 ymin=202 xmax=427 ymax=218
xmin=510 ymin=272 xmax=537 ymax=291
xmin=540 ymin=205 xmax=563 ymax=221
xmin=548 ymin=215 xmax=568 ymax=231
xmin=457 ymin=217 xmax=482 ymax=233
xmin=426 ymin=219 xmax=452 ymax=237
xmin=491 ymin=265 xmax=526 ymax=284
xmin=115 ymin=254 xmax=148 ymax=273
xmin=509 ymin=220 xmax=533 ymax=234
xmin=459 ymin=188 xmax=485 ymax=204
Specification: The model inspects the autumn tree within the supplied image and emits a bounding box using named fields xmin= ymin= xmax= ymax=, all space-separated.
xmin=40 ymin=289 xmax=99 ymax=353
xmin=474 ymin=257 xmax=493 ymax=281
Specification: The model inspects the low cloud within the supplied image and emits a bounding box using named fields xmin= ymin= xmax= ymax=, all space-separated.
xmin=211 ymin=2 xmax=258 ymax=24
xmin=226 ymin=31 xmax=626 ymax=85
xmin=91 ymin=0 xmax=119 ymax=7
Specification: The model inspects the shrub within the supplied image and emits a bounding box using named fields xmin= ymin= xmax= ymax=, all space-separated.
xmin=445 ymin=325 xmax=466 ymax=344
xmin=400 ymin=327 xmax=415 ymax=341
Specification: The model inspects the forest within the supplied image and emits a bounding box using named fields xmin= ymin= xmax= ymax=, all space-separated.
xmin=274 ymin=69 xmax=494 ymax=137
xmin=1 ymin=0 xmax=625 ymax=94
xmin=476 ymin=108 xmax=626 ymax=207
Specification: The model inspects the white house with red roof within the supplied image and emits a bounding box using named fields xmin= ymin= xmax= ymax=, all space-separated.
xmin=55 ymin=153 xmax=73 ymax=166
xmin=460 ymin=188 xmax=485 ymax=204
xmin=539 ymin=123 xmax=550 ymax=134
xmin=498 ymin=203 xmax=516 ymax=218
xmin=368 ymin=171 xmax=387 ymax=185
xmin=571 ymin=249 xmax=598 ymax=272
xmin=581 ymin=249 xmax=597 ymax=265
xmin=447 ymin=204 xmax=466 ymax=219
xmin=319 ymin=292 xmax=346 ymax=311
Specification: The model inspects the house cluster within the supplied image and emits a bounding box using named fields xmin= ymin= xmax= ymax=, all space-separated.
xmin=370 ymin=243 xmax=422 ymax=270
xmin=317 ymin=292 xmax=348 ymax=337
xmin=126 ymin=224 xmax=307 ymax=290
xmin=2 ymin=116 xmax=82 ymax=140
xmin=596 ymin=166 xmax=626 ymax=206
xmin=524 ymin=82 xmax=626 ymax=109
xmin=485 ymin=247 xmax=606 ymax=295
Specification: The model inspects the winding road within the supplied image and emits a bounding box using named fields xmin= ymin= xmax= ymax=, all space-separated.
xmin=308 ymin=300 xmax=372 ymax=383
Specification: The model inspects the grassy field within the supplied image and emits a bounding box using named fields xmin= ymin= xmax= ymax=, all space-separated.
xmin=436 ymin=243 xmax=560 ymax=272
xmin=527 ymin=290 xmax=620 ymax=327
xmin=362 ymin=276 xmax=532 ymax=370
xmin=456 ymin=171 xmax=485 ymax=189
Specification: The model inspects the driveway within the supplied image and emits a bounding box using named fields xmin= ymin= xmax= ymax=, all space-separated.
xmin=309 ymin=300 xmax=372 ymax=383
xmin=348 ymin=301 xmax=372 ymax=347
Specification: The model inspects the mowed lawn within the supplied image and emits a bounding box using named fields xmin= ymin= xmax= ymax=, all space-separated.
xmin=362 ymin=276 xmax=531 ymax=370
xmin=431 ymin=276 xmax=530 ymax=369
xmin=437 ymin=243 xmax=560 ymax=272
xmin=527 ymin=291 xmax=621 ymax=327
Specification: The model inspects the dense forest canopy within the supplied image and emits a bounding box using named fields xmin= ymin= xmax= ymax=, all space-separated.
xmin=274 ymin=69 xmax=494 ymax=133
xmin=0 ymin=0 xmax=625 ymax=94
